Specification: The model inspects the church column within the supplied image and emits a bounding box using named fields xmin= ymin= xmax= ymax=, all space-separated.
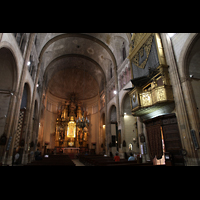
xmin=113 ymin=64 xmax=120 ymax=145
xmin=97 ymin=91 xmax=101 ymax=154
xmin=4 ymin=33 xmax=36 ymax=165
xmin=137 ymin=117 xmax=150 ymax=163
xmin=181 ymin=78 xmax=200 ymax=164
xmin=105 ymin=83 xmax=109 ymax=155
xmin=160 ymin=33 xmax=197 ymax=165
xmin=38 ymin=86 xmax=48 ymax=152
xmin=119 ymin=113 xmax=125 ymax=157
xmin=0 ymin=33 xmax=3 ymax=42
xmin=23 ymin=64 xmax=41 ymax=164
xmin=137 ymin=117 xmax=143 ymax=160
xmin=143 ymin=123 xmax=150 ymax=162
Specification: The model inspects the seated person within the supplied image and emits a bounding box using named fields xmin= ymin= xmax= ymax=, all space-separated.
xmin=35 ymin=149 xmax=42 ymax=160
xmin=128 ymin=152 xmax=136 ymax=161
xmin=114 ymin=152 xmax=120 ymax=162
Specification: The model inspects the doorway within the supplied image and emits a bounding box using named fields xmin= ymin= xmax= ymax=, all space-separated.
xmin=144 ymin=113 xmax=185 ymax=166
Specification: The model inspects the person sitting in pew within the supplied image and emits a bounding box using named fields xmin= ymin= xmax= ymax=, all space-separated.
xmin=128 ymin=153 xmax=136 ymax=161
xmin=114 ymin=152 xmax=120 ymax=162
xmin=35 ymin=149 xmax=42 ymax=160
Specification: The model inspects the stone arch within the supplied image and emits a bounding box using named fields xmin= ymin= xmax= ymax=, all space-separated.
xmin=19 ymin=82 xmax=32 ymax=141
xmin=0 ymin=42 xmax=20 ymax=92
xmin=121 ymin=92 xmax=138 ymax=153
xmin=177 ymin=33 xmax=200 ymax=148
xmin=120 ymin=91 xmax=131 ymax=115
xmin=32 ymin=99 xmax=39 ymax=146
xmin=38 ymin=33 xmax=118 ymax=71
xmin=100 ymin=112 xmax=106 ymax=151
xmin=109 ymin=104 xmax=117 ymax=124
xmin=11 ymin=82 xmax=32 ymax=164
xmin=178 ymin=33 xmax=200 ymax=80
xmin=0 ymin=47 xmax=18 ymax=138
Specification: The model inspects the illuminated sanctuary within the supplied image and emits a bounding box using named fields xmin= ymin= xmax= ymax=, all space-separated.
xmin=0 ymin=33 xmax=200 ymax=166
xmin=55 ymin=93 xmax=89 ymax=150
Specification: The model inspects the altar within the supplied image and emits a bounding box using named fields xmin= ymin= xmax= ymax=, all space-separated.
xmin=63 ymin=147 xmax=80 ymax=154
xmin=54 ymin=93 xmax=90 ymax=150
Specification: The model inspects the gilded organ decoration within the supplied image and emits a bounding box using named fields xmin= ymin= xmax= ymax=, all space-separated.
xmin=128 ymin=33 xmax=174 ymax=117
xmin=140 ymin=92 xmax=152 ymax=107
xmin=131 ymin=34 xmax=154 ymax=69
xmin=157 ymin=87 xmax=165 ymax=101
xmin=131 ymin=33 xmax=147 ymax=48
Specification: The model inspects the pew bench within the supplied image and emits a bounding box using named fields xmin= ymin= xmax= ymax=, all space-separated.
xmin=78 ymin=155 xmax=154 ymax=166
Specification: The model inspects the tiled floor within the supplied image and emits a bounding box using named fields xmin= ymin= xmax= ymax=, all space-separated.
xmin=72 ymin=159 xmax=85 ymax=166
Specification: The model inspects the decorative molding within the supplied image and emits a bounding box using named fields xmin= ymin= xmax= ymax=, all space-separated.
xmin=128 ymin=33 xmax=153 ymax=61
xmin=131 ymin=34 xmax=154 ymax=69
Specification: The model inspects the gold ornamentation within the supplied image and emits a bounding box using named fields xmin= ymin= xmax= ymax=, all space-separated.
xmin=131 ymin=33 xmax=146 ymax=47
xmin=140 ymin=92 xmax=152 ymax=107
xmin=67 ymin=121 xmax=76 ymax=138
xmin=157 ymin=88 xmax=166 ymax=101
xmin=132 ymin=34 xmax=154 ymax=69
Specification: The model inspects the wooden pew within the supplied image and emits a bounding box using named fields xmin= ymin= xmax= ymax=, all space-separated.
xmin=25 ymin=155 xmax=75 ymax=166
xmin=78 ymin=155 xmax=154 ymax=166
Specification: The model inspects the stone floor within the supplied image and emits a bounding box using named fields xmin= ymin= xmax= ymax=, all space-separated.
xmin=72 ymin=159 xmax=85 ymax=166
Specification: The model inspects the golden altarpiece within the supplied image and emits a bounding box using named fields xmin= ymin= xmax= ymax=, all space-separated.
xmin=55 ymin=93 xmax=89 ymax=149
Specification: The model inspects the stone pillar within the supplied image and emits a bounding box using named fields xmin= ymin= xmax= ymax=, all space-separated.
xmin=143 ymin=123 xmax=150 ymax=161
xmin=137 ymin=117 xmax=150 ymax=163
xmin=119 ymin=114 xmax=125 ymax=158
xmin=137 ymin=117 xmax=143 ymax=161
xmin=160 ymin=33 xmax=198 ymax=165
xmin=113 ymin=63 xmax=120 ymax=131
xmin=0 ymin=33 xmax=3 ymax=42
xmin=104 ymin=83 xmax=109 ymax=155
xmin=181 ymin=79 xmax=200 ymax=164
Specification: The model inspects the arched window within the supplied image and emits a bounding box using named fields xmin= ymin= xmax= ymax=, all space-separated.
xmin=110 ymin=66 xmax=112 ymax=79
xmin=122 ymin=42 xmax=126 ymax=61
xmin=16 ymin=33 xmax=23 ymax=46
xmin=20 ymin=34 xmax=27 ymax=55
xmin=28 ymin=55 xmax=33 ymax=73
xmin=125 ymin=68 xmax=129 ymax=84
xmin=123 ymin=71 xmax=126 ymax=86
xmin=120 ymin=74 xmax=123 ymax=89
xmin=119 ymin=77 xmax=121 ymax=91
xmin=14 ymin=33 xmax=27 ymax=55
xmin=128 ymin=67 xmax=131 ymax=81
xmin=30 ymin=65 xmax=35 ymax=77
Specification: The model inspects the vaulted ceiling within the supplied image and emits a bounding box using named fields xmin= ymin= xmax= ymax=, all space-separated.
xmin=36 ymin=33 xmax=131 ymax=100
